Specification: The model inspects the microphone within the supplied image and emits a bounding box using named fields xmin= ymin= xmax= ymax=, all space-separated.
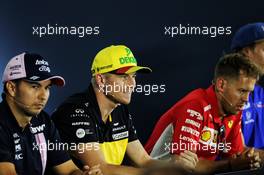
xmin=4 ymin=92 xmax=31 ymax=109
xmin=219 ymin=92 xmax=233 ymax=107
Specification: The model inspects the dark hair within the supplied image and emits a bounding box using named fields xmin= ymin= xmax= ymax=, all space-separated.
xmin=214 ymin=53 xmax=260 ymax=82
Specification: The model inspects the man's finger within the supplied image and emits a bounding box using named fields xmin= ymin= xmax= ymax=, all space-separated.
xmin=178 ymin=155 xmax=196 ymax=168
xmin=88 ymin=168 xmax=102 ymax=175
xmin=83 ymin=165 xmax=90 ymax=172
xmin=181 ymin=151 xmax=198 ymax=165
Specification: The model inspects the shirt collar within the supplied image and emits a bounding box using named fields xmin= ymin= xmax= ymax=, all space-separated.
xmin=205 ymin=85 xmax=222 ymax=124
xmin=85 ymin=84 xmax=108 ymax=125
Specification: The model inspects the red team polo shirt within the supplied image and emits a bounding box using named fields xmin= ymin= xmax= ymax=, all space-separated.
xmin=145 ymin=85 xmax=244 ymax=160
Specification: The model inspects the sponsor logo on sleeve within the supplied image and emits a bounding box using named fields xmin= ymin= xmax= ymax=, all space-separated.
xmin=112 ymin=125 xmax=126 ymax=132
xmin=179 ymin=134 xmax=198 ymax=144
xmin=112 ymin=131 xmax=129 ymax=140
xmin=185 ymin=119 xmax=201 ymax=128
xmin=187 ymin=109 xmax=203 ymax=121
xmin=181 ymin=126 xmax=200 ymax=137
xmin=204 ymin=105 xmax=211 ymax=112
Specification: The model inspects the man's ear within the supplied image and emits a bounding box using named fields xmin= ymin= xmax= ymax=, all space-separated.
xmin=5 ymin=81 xmax=17 ymax=97
xmin=242 ymin=47 xmax=254 ymax=58
xmin=215 ymin=77 xmax=226 ymax=93
xmin=95 ymin=74 xmax=106 ymax=87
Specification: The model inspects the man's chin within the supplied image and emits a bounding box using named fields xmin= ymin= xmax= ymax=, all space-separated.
xmin=118 ymin=99 xmax=131 ymax=105
xmin=24 ymin=110 xmax=41 ymax=117
xmin=120 ymin=101 xmax=130 ymax=105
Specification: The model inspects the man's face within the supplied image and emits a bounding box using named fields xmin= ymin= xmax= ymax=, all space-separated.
xmin=13 ymin=79 xmax=51 ymax=116
xmin=245 ymin=41 xmax=264 ymax=73
xmin=220 ymin=74 xmax=256 ymax=115
xmin=103 ymin=73 xmax=136 ymax=105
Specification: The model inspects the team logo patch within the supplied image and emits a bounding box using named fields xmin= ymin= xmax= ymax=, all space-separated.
xmin=228 ymin=120 xmax=233 ymax=129
xmin=201 ymin=130 xmax=211 ymax=142
xmin=76 ymin=128 xmax=86 ymax=138
xmin=199 ymin=126 xmax=218 ymax=147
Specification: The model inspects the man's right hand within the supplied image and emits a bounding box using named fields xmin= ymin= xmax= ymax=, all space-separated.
xmin=172 ymin=150 xmax=199 ymax=172
xmin=230 ymin=148 xmax=261 ymax=171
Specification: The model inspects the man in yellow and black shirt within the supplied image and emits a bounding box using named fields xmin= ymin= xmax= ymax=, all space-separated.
xmin=52 ymin=45 xmax=198 ymax=175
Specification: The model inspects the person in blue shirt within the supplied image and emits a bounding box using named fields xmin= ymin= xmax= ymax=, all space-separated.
xmin=231 ymin=22 xmax=264 ymax=149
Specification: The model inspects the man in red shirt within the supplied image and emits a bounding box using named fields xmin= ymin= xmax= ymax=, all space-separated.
xmin=145 ymin=53 xmax=262 ymax=174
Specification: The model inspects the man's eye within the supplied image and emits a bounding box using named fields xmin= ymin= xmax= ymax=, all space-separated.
xmin=32 ymin=85 xmax=39 ymax=89
xmin=122 ymin=75 xmax=129 ymax=79
xmin=239 ymin=90 xmax=246 ymax=94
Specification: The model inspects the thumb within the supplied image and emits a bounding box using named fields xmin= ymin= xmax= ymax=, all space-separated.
xmin=248 ymin=148 xmax=254 ymax=157
xmin=83 ymin=165 xmax=90 ymax=171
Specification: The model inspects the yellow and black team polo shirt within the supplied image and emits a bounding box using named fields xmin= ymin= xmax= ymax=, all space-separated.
xmin=52 ymin=84 xmax=138 ymax=166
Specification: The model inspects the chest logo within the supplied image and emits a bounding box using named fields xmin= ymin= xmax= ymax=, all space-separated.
xmin=76 ymin=128 xmax=86 ymax=138
xmin=201 ymin=130 xmax=211 ymax=142
xmin=228 ymin=120 xmax=233 ymax=129
xmin=30 ymin=124 xmax=45 ymax=134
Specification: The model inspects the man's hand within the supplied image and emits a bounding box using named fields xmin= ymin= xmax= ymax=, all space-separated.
xmin=244 ymin=148 xmax=261 ymax=169
xmin=83 ymin=164 xmax=103 ymax=175
xmin=230 ymin=148 xmax=261 ymax=171
xmin=172 ymin=150 xmax=198 ymax=172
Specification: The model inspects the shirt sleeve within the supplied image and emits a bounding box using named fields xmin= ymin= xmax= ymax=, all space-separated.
xmin=171 ymin=101 xmax=203 ymax=155
xmin=51 ymin=104 xmax=99 ymax=144
xmin=0 ymin=124 xmax=13 ymax=163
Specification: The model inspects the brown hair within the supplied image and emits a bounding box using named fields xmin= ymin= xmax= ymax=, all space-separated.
xmin=214 ymin=53 xmax=260 ymax=82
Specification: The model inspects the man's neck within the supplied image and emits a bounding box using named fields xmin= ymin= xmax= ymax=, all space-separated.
xmin=6 ymin=98 xmax=32 ymax=128
xmin=94 ymin=88 xmax=119 ymax=123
